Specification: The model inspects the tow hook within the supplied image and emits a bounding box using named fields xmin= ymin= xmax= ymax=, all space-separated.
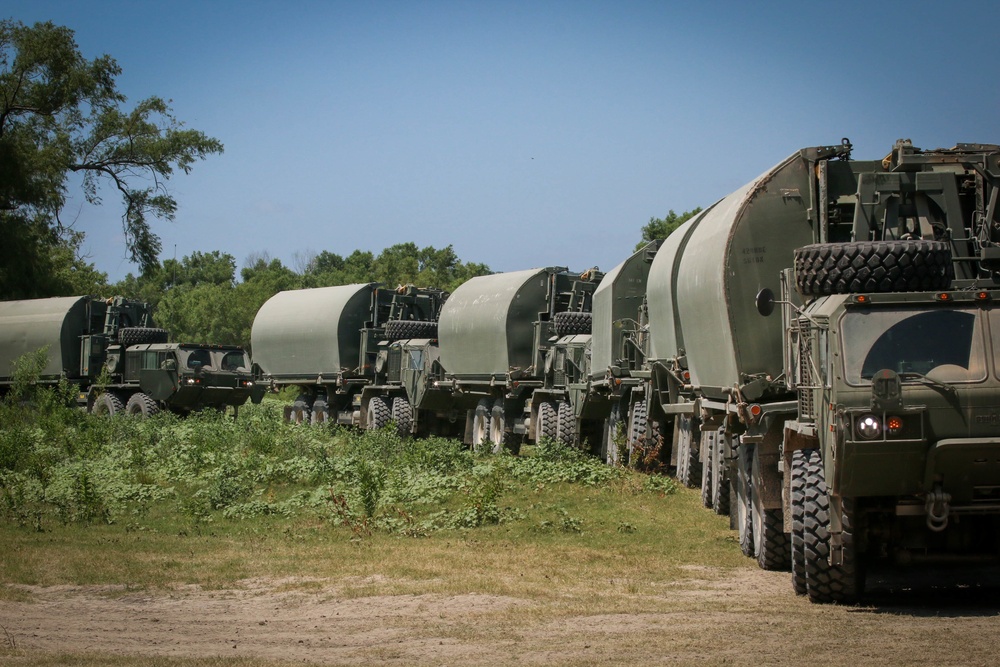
xmin=925 ymin=489 xmax=951 ymax=532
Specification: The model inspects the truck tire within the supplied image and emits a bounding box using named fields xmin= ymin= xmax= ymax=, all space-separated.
xmin=700 ymin=430 xmax=713 ymax=508
xmin=365 ymin=396 xmax=390 ymax=430
xmin=552 ymin=311 xmax=593 ymax=337
xmin=676 ymin=415 xmax=702 ymax=488
xmin=556 ymin=400 xmax=577 ymax=447
xmin=790 ymin=449 xmax=809 ymax=595
xmin=311 ymin=398 xmax=329 ymax=425
xmin=752 ymin=445 xmax=790 ymax=571
xmin=391 ymin=396 xmax=413 ymax=438
xmin=602 ymin=404 xmax=623 ymax=465
xmin=385 ymin=319 xmax=437 ymax=341
xmin=536 ymin=400 xmax=557 ymax=443
xmin=125 ymin=392 xmax=160 ymax=418
xmin=627 ymin=400 xmax=647 ymax=464
xmin=737 ymin=443 xmax=754 ymax=558
xmin=92 ymin=391 xmax=124 ymax=416
xmin=490 ymin=400 xmax=519 ymax=454
xmin=803 ymin=452 xmax=862 ymax=604
xmin=118 ymin=327 xmax=170 ymax=347
xmin=711 ymin=430 xmax=730 ymax=516
xmin=289 ymin=394 xmax=312 ymax=424
xmin=794 ymin=240 xmax=953 ymax=296
xmin=472 ymin=398 xmax=492 ymax=452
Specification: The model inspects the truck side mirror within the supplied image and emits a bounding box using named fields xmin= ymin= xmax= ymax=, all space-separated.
xmin=755 ymin=288 xmax=775 ymax=317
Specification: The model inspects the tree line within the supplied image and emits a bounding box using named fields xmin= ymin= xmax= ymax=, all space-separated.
xmin=111 ymin=244 xmax=491 ymax=349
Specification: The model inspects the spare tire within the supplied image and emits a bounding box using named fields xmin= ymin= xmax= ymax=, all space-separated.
xmin=553 ymin=311 xmax=593 ymax=336
xmin=794 ymin=240 xmax=953 ymax=296
xmin=384 ymin=319 xmax=438 ymax=341
xmin=119 ymin=327 xmax=170 ymax=346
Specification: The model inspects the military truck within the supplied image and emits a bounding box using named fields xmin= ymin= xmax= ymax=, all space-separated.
xmin=755 ymin=140 xmax=1000 ymax=603
xmin=434 ymin=267 xmax=602 ymax=452
xmin=250 ymin=283 xmax=446 ymax=426
xmin=635 ymin=139 xmax=1000 ymax=602
xmin=0 ymin=295 xmax=260 ymax=415
xmin=537 ymin=242 xmax=666 ymax=463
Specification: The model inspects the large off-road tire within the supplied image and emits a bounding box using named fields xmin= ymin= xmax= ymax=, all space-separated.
xmin=489 ymin=399 xmax=519 ymax=455
xmin=711 ymin=430 xmax=730 ymax=516
xmin=675 ymin=418 xmax=690 ymax=483
xmin=92 ymin=391 xmax=124 ymax=416
xmin=536 ymin=400 xmax=557 ymax=443
xmin=118 ymin=327 xmax=170 ymax=347
xmin=794 ymin=240 xmax=953 ymax=296
xmin=391 ymin=396 xmax=413 ymax=438
xmin=384 ymin=319 xmax=437 ymax=341
xmin=552 ymin=311 xmax=593 ymax=337
xmin=471 ymin=398 xmax=492 ymax=452
xmin=365 ymin=396 xmax=390 ymax=431
xmin=700 ymin=431 xmax=714 ymax=509
xmin=310 ymin=398 xmax=330 ymax=425
xmin=626 ymin=400 xmax=647 ymax=465
xmin=602 ymin=403 xmax=624 ymax=466
xmin=289 ymin=393 xmax=312 ymax=424
xmin=676 ymin=415 xmax=702 ymax=488
xmin=803 ymin=452 xmax=862 ymax=604
xmin=556 ymin=400 xmax=577 ymax=448
xmin=125 ymin=392 xmax=160 ymax=418
xmin=752 ymin=446 xmax=790 ymax=571
xmin=737 ymin=443 xmax=754 ymax=558
xmin=790 ymin=449 xmax=810 ymax=595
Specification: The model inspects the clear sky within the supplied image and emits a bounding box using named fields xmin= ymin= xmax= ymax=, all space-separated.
xmin=9 ymin=1 xmax=1000 ymax=282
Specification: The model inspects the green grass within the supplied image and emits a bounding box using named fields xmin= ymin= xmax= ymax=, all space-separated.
xmin=0 ymin=391 xmax=744 ymax=596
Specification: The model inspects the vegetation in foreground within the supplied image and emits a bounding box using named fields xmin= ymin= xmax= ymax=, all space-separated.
xmin=0 ymin=381 xmax=743 ymax=595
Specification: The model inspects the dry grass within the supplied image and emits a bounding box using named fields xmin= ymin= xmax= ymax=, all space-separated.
xmin=3 ymin=484 xmax=1000 ymax=666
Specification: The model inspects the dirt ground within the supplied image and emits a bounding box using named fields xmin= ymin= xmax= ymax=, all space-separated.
xmin=3 ymin=567 xmax=1000 ymax=666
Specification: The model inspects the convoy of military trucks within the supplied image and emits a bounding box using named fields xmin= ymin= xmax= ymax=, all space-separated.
xmin=5 ymin=138 xmax=1000 ymax=604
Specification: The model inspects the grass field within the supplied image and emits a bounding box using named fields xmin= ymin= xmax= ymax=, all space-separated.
xmin=2 ymin=392 xmax=1000 ymax=666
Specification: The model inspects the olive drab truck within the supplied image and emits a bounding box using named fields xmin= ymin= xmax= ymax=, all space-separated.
xmin=636 ymin=138 xmax=1000 ymax=602
xmin=556 ymin=240 xmax=663 ymax=465
xmin=757 ymin=140 xmax=1000 ymax=603
xmin=249 ymin=283 xmax=447 ymax=427
xmin=434 ymin=267 xmax=602 ymax=453
xmin=0 ymin=295 xmax=260 ymax=415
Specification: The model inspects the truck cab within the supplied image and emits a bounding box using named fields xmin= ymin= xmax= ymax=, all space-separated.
xmin=95 ymin=343 xmax=262 ymax=415
xmin=791 ymin=288 xmax=1000 ymax=561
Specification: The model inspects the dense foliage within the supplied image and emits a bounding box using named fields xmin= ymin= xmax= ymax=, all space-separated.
xmin=635 ymin=208 xmax=703 ymax=250
xmin=0 ymin=19 xmax=223 ymax=298
xmin=0 ymin=382 xmax=675 ymax=536
xmin=109 ymin=243 xmax=491 ymax=348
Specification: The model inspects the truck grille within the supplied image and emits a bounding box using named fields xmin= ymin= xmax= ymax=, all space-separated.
xmin=798 ymin=329 xmax=815 ymax=419
xmin=388 ymin=348 xmax=401 ymax=383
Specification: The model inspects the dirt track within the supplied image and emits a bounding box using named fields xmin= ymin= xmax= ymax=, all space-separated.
xmin=3 ymin=566 xmax=1000 ymax=666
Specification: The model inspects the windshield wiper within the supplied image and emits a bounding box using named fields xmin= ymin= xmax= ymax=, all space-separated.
xmin=897 ymin=372 xmax=958 ymax=397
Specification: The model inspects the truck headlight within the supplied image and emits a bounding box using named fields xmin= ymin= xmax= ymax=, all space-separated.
xmin=857 ymin=414 xmax=882 ymax=440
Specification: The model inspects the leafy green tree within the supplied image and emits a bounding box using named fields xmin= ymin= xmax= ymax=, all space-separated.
xmin=636 ymin=208 xmax=703 ymax=250
xmin=0 ymin=20 xmax=222 ymax=298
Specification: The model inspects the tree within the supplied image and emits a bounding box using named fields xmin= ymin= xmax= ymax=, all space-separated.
xmin=636 ymin=208 xmax=703 ymax=250
xmin=0 ymin=20 xmax=223 ymax=298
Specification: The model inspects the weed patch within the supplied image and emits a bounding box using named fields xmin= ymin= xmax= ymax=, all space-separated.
xmin=0 ymin=388 xmax=678 ymax=542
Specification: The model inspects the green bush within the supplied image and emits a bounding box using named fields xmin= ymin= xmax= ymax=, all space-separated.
xmin=0 ymin=385 xmax=676 ymax=535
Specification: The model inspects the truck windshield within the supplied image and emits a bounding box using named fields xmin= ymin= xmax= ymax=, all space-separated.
xmin=186 ymin=348 xmax=213 ymax=369
xmin=840 ymin=307 xmax=987 ymax=385
xmin=219 ymin=350 xmax=250 ymax=372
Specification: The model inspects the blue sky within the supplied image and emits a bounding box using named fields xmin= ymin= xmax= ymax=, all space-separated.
xmin=9 ymin=1 xmax=1000 ymax=282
